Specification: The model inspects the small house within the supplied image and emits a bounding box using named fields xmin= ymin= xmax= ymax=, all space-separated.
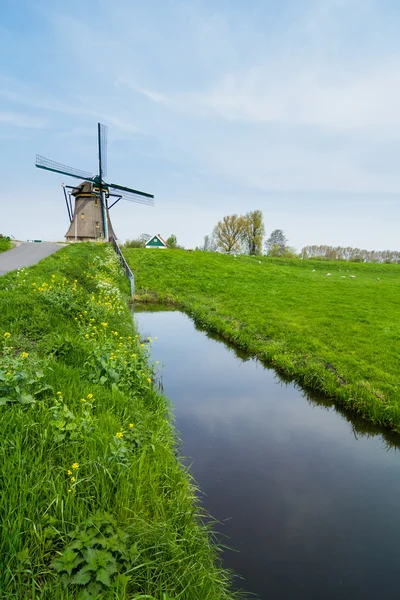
xmin=145 ymin=234 xmax=168 ymax=249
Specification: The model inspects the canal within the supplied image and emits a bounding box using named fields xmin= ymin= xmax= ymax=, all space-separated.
xmin=134 ymin=305 xmax=400 ymax=600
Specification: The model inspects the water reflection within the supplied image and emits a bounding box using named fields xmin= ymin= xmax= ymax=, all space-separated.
xmin=134 ymin=305 xmax=400 ymax=600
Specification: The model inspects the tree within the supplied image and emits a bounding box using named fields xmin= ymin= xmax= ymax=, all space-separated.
xmin=265 ymin=229 xmax=288 ymax=256
xmin=202 ymin=231 xmax=218 ymax=252
xmin=242 ymin=210 xmax=265 ymax=255
xmin=124 ymin=233 xmax=151 ymax=248
xmin=166 ymin=234 xmax=177 ymax=248
xmin=215 ymin=215 xmax=246 ymax=253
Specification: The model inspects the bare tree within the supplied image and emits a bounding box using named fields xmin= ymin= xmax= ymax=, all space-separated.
xmin=242 ymin=210 xmax=265 ymax=255
xmin=215 ymin=215 xmax=246 ymax=253
xmin=265 ymin=229 xmax=288 ymax=256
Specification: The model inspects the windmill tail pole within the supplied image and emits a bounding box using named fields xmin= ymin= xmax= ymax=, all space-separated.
xmin=110 ymin=236 xmax=135 ymax=297
xmin=100 ymin=189 xmax=108 ymax=240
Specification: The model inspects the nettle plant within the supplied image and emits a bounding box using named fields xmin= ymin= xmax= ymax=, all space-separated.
xmin=49 ymin=394 xmax=96 ymax=442
xmin=0 ymin=335 xmax=51 ymax=405
xmin=52 ymin=512 xmax=139 ymax=599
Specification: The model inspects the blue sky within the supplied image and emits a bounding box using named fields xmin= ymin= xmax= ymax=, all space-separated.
xmin=1 ymin=0 xmax=400 ymax=250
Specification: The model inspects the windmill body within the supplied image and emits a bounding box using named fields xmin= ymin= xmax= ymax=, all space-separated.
xmin=64 ymin=181 xmax=116 ymax=242
xmin=36 ymin=123 xmax=154 ymax=241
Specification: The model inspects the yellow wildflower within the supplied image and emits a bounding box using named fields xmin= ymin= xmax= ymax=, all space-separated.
xmin=68 ymin=489 xmax=72 ymax=493
xmin=57 ymin=391 xmax=62 ymax=396
xmin=147 ymin=337 xmax=152 ymax=342
xmin=131 ymin=353 xmax=137 ymax=358
xmin=116 ymin=432 xmax=123 ymax=439
xmin=72 ymin=463 xmax=79 ymax=470
xmin=70 ymin=477 xmax=76 ymax=483
xmin=87 ymin=393 xmax=93 ymax=399
xmin=3 ymin=332 xmax=11 ymax=338
xmin=101 ymin=322 xmax=108 ymax=327
xmin=147 ymin=378 xmax=152 ymax=383
xmin=85 ymin=334 xmax=89 ymax=339
xmin=81 ymin=398 xmax=86 ymax=403
xmin=20 ymin=352 xmax=29 ymax=358
xmin=67 ymin=469 xmax=72 ymax=475
xmin=129 ymin=423 xmax=134 ymax=428
xmin=140 ymin=344 xmax=144 ymax=347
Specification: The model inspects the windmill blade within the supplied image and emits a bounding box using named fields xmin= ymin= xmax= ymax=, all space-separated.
xmin=108 ymin=186 xmax=154 ymax=206
xmin=108 ymin=182 xmax=154 ymax=199
xmin=98 ymin=122 xmax=108 ymax=178
xmin=36 ymin=155 xmax=93 ymax=181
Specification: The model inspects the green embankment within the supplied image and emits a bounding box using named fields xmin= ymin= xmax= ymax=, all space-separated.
xmin=0 ymin=237 xmax=12 ymax=253
xmin=125 ymin=249 xmax=400 ymax=431
xmin=0 ymin=244 xmax=241 ymax=600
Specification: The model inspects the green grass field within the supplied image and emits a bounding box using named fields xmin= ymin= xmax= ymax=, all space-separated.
xmin=124 ymin=249 xmax=400 ymax=431
xmin=0 ymin=244 xmax=241 ymax=599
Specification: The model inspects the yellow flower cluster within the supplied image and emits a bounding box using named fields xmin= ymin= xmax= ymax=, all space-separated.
xmin=3 ymin=332 xmax=11 ymax=338
xmin=67 ymin=462 xmax=79 ymax=493
xmin=20 ymin=352 xmax=29 ymax=358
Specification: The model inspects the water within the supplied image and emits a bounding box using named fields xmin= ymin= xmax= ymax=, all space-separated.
xmin=134 ymin=306 xmax=400 ymax=600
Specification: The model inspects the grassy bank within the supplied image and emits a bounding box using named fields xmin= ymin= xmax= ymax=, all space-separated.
xmin=0 ymin=244 xmax=242 ymax=599
xmin=124 ymin=249 xmax=400 ymax=431
xmin=0 ymin=236 xmax=12 ymax=253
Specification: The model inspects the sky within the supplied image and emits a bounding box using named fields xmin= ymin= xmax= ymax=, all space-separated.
xmin=1 ymin=0 xmax=400 ymax=251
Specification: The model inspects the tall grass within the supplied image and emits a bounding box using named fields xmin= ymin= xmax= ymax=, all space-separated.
xmin=124 ymin=249 xmax=400 ymax=431
xmin=0 ymin=244 xmax=243 ymax=599
xmin=0 ymin=236 xmax=12 ymax=253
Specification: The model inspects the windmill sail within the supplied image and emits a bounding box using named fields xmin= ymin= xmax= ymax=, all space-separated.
xmin=98 ymin=123 xmax=108 ymax=179
xmin=36 ymin=155 xmax=93 ymax=181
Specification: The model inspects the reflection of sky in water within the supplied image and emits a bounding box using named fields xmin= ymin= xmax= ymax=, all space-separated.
xmin=135 ymin=309 xmax=400 ymax=600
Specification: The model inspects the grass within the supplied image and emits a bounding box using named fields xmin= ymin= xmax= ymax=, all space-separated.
xmin=0 ymin=237 xmax=12 ymax=253
xmin=124 ymin=248 xmax=400 ymax=431
xmin=0 ymin=244 xmax=243 ymax=599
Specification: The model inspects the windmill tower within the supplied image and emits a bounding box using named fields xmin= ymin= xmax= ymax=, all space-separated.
xmin=36 ymin=123 xmax=154 ymax=241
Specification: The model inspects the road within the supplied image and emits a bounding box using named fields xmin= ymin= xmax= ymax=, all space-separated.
xmin=0 ymin=242 xmax=65 ymax=276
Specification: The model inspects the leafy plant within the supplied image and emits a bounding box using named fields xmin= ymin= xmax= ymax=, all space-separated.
xmin=49 ymin=396 xmax=96 ymax=442
xmin=0 ymin=345 xmax=51 ymax=405
xmin=52 ymin=512 xmax=138 ymax=599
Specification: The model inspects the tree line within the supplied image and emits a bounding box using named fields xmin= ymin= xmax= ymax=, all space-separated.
xmin=300 ymin=245 xmax=400 ymax=263
xmin=123 ymin=214 xmax=400 ymax=263
xmin=202 ymin=211 xmax=296 ymax=256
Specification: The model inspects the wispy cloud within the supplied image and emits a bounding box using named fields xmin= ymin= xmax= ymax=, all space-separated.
xmin=0 ymin=110 xmax=47 ymax=128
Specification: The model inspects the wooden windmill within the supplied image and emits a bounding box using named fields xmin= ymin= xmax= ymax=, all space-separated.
xmin=36 ymin=123 xmax=154 ymax=241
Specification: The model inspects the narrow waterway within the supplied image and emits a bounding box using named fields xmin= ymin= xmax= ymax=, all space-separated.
xmin=134 ymin=306 xmax=400 ymax=600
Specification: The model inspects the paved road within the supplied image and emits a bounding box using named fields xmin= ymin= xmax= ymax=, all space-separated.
xmin=0 ymin=243 xmax=65 ymax=276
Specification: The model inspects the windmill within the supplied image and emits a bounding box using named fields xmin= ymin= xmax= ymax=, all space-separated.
xmin=36 ymin=123 xmax=154 ymax=242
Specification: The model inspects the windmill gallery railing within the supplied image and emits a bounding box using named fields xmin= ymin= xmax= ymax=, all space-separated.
xmin=110 ymin=236 xmax=135 ymax=297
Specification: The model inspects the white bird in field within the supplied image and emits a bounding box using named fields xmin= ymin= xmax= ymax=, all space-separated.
xmin=326 ymin=273 xmax=331 ymax=276
xmin=350 ymin=275 xmax=355 ymax=279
